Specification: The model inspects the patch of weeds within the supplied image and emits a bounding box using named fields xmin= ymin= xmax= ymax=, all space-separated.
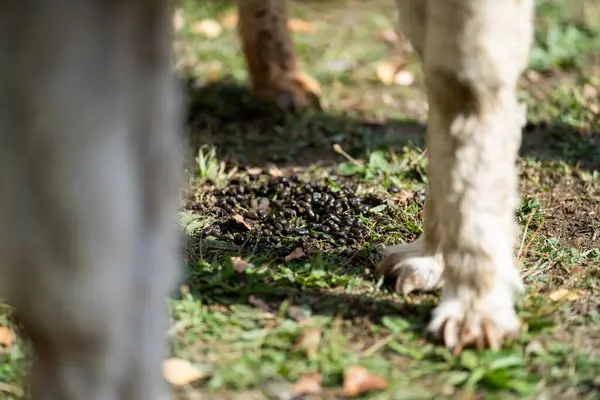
xmin=193 ymin=145 xmax=229 ymax=186
xmin=334 ymin=143 xmax=428 ymax=189
xmin=442 ymin=350 xmax=538 ymax=396
xmin=177 ymin=210 xmax=216 ymax=237
xmin=518 ymin=196 xmax=544 ymax=223
xmin=536 ymin=236 xmax=587 ymax=267
xmin=531 ymin=0 xmax=600 ymax=71
xmin=525 ymin=85 xmax=600 ymax=133
xmin=529 ymin=23 xmax=597 ymax=72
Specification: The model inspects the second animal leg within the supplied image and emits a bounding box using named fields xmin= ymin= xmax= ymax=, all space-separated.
xmin=237 ymin=0 xmax=321 ymax=110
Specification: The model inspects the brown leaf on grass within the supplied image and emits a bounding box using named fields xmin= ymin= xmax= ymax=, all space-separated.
xmin=226 ymin=166 xmax=239 ymax=179
xmin=284 ymin=247 xmax=306 ymax=263
xmin=392 ymin=189 xmax=414 ymax=205
xmin=191 ymin=19 xmax=223 ymax=38
xmin=342 ymin=366 xmax=388 ymax=396
xmin=230 ymin=256 xmax=254 ymax=273
xmin=393 ymin=70 xmax=414 ymax=86
xmin=220 ymin=11 xmax=238 ymax=29
xmin=268 ymin=165 xmax=284 ymax=177
xmin=549 ymin=288 xmax=582 ymax=301
xmin=232 ymin=214 xmax=253 ymax=231
xmin=172 ymin=8 xmax=185 ymax=32
xmin=246 ymin=167 xmax=263 ymax=176
xmin=375 ymin=61 xmax=413 ymax=86
xmin=294 ymin=328 xmax=321 ymax=358
xmin=525 ymin=69 xmax=542 ymax=83
xmin=586 ymin=102 xmax=599 ymax=115
xmin=179 ymin=284 xmax=190 ymax=295
xmin=0 ymin=326 xmax=15 ymax=347
xmin=375 ymin=28 xmax=399 ymax=44
xmin=163 ymin=358 xmax=207 ymax=386
xmin=288 ymin=19 xmax=317 ymax=33
xmin=525 ymin=339 xmax=545 ymax=356
xmin=376 ymin=61 xmax=396 ymax=85
xmin=292 ymin=373 xmax=323 ymax=396
xmin=570 ymin=265 xmax=585 ymax=277
xmin=582 ymin=83 xmax=598 ymax=99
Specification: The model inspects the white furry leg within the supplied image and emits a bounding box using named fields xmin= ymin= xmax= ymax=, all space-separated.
xmin=377 ymin=195 xmax=445 ymax=295
xmin=377 ymin=237 xmax=445 ymax=295
xmin=418 ymin=0 xmax=534 ymax=352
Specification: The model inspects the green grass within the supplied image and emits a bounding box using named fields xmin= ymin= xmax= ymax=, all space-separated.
xmin=2 ymin=1 xmax=600 ymax=399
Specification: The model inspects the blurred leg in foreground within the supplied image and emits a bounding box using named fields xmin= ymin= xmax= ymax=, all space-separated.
xmin=0 ymin=1 xmax=182 ymax=398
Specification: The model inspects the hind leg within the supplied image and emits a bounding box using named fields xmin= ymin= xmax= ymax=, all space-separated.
xmin=237 ymin=0 xmax=321 ymax=110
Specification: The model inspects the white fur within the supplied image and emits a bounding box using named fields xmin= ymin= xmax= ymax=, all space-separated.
xmin=381 ymin=237 xmax=445 ymax=293
xmin=379 ymin=0 xmax=535 ymax=348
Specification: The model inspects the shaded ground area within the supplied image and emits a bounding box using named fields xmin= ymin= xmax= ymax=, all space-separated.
xmin=1 ymin=0 xmax=599 ymax=399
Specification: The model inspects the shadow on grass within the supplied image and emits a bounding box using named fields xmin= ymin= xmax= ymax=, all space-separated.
xmin=184 ymin=75 xmax=600 ymax=172
xmin=177 ymin=247 xmax=436 ymax=335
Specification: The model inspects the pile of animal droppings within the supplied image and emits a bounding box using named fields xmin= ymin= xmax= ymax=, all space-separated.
xmin=184 ymin=174 xmax=394 ymax=258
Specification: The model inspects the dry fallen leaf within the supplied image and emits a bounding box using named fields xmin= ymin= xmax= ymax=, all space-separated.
xmin=549 ymin=288 xmax=582 ymax=302
xmin=376 ymin=28 xmax=399 ymax=44
xmin=294 ymin=328 xmax=321 ymax=358
xmin=163 ymin=358 xmax=206 ymax=386
xmin=0 ymin=326 xmax=15 ymax=347
xmin=179 ymin=284 xmax=190 ymax=295
xmin=246 ymin=167 xmax=263 ymax=176
xmin=586 ymin=102 xmax=599 ymax=115
xmin=392 ymin=189 xmax=414 ymax=204
xmin=191 ymin=19 xmax=223 ymax=38
xmin=232 ymin=214 xmax=253 ymax=231
xmin=172 ymin=8 xmax=185 ymax=32
xmin=570 ymin=265 xmax=584 ymax=277
xmin=525 ymin=339 xmax=545 ymax=356
xmin=375 ymin=61 xmax=413 ymax=86
xmin=376 ymin=61 xmax=397 ymax=85
xmin=268 ymin=165 xmax=284 ymax=177
xmin=292 ymin=373 xmax=323 ymax=395
xmin=220 ymin=11 xmax=238 ymax=29
xmin=342 ymin=365 xmax=388 ymax=396
xmin=226 ymin=166 xmax=239 ymax=179
xmin=525 ymin=69 xmax=542 ymax=83
xmin=285 ymin=247 xmax=306 ymax=263
xmin=230 ymin=256 xmax=254 ymax=273
xmin=288 ymin=19 xmax=317 ymax=33
xmin=394 ymin=70 xmax=414 ymax=86
xmin=582 ymin=83 xmax=598 ymax=99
